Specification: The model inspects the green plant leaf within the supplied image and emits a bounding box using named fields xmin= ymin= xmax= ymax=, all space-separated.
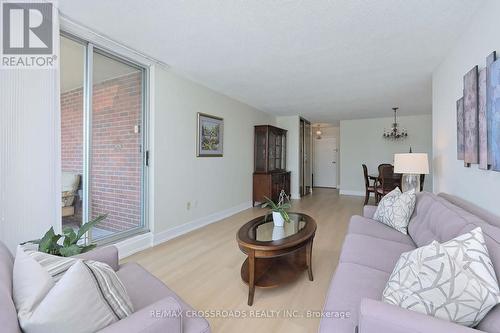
xmin=20 ymin=239 xmax=41 ymax=245
xmin=80 ymin=244 xmax=97 ymax=253
xmin=62 ymin=227 xmax=78 ymax=246
xmin=38 ymin=227 xmax=56 ymax=253
xmin=76 ymin=214 xmax=107 ymax=242
xmin=59 ymin=244 xmax=82 ymax=257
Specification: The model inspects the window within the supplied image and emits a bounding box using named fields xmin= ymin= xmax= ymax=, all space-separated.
xmin=60 ymin=33 xmax=149 ymax=244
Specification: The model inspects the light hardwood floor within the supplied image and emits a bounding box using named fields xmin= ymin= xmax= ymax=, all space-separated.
xmin=123 ymin=188 xmax=365 ymax=333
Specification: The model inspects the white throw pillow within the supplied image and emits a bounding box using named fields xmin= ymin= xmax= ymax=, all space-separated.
xmin=13 ymin=246 xmax=133 ymax=333
xmin=373 ymin=187 xmax=416 ymax=234
xmin=383 ymin=228 xmax=500 ymax=327
xmin=440 ymin=227 xmax=500 ymax=296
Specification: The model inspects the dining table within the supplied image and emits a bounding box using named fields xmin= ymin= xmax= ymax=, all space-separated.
xmin=368 ymin=174 xmax=402 ymax=181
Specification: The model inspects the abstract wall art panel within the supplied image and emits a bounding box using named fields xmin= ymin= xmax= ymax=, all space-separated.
xmin=478 ymin=67 xmax=488 ymax=169
xmin=489 ymin=59 xmax=500 ymax=171
xmin=463 ymin=66 xmax=479 ymax=165
xmin=486 ymin=51 xmax=497 ymax=167
xmin=457 ymin=97 xmax=464 ymax=160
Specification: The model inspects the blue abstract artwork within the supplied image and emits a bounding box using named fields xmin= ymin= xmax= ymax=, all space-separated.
xmin=478 ymin=67 xmax=487 ymax=169
xmin=457 ymin=97 xmax=464 ymax=160
xmin=486 ymin=52 xmax=496 ymax=167
xmin=489 ymin=59 xmax=500 ymax=171
xmin=463 ymin=66 xmax=479 ymax=165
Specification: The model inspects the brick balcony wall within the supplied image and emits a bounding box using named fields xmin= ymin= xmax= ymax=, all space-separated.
xmin=61 ymin=72 xmax=142 ymax=232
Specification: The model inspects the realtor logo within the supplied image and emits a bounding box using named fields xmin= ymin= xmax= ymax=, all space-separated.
xmin=1 ymin=1 xmax=57 ymax=68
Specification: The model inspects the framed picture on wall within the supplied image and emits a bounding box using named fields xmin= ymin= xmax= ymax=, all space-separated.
xmin=197 ymin=113 xmax=224 ymax=157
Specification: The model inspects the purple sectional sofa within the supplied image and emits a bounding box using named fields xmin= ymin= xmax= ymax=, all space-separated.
xmin=319 ymin=192 xmax=500 ymax=333
xmin=0 ymin=244 xmax=211 ymax=333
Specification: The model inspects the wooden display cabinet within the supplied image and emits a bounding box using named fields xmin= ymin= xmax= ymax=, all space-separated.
xmin=253 ymin=125 xmax=291 ymax=206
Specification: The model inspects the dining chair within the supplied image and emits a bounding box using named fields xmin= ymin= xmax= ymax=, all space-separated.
xmin=362 ymin=164 xmax=377 ymax=205
xmin=375 ymin=164 xmax=399 ymax=203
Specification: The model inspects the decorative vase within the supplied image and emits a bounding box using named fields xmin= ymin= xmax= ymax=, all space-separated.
xmin=272 ymin=211 xmax=285 ymax=227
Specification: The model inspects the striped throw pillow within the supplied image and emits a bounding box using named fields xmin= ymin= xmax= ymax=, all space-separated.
xmin=25 ymin=249 xmax=134 ymax=320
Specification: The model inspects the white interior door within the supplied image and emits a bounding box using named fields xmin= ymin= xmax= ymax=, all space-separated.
xmin=313 ymin=137 xmax=337 ymax=188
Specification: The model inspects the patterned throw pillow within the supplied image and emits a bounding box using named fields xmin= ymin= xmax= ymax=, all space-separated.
xmin=373 ymin=187 xmax=416 ymax=234
xmin=383 ymin=228 xmax=500 ymax=327
xmin=13 ymin=246 xmax=134 ymax=333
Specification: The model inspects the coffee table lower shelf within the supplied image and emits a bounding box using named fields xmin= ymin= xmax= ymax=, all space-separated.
xmin=240 ymin=251 xmax=309 ymax=288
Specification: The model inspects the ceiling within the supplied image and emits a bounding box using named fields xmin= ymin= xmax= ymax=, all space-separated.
xmin=58 ymin=0 xmax=484 ymax=124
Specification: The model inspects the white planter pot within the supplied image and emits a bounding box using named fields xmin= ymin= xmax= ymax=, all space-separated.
xmin=272 ymin=226 xmax=285 ymax=240
xmin=272 ymin=211 xmax=285 ymax=227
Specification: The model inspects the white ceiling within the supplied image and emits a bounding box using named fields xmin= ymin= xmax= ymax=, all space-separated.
xmin=58 ymin=0 xmax=484 ymax=123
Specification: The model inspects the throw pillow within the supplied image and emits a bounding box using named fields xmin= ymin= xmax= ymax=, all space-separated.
xmin=13 ymin=246 xmax=134 ymax=333
xmin=383 ymin=228 xmax=500 ymax=327
xmin=440 ymin=227 xmax=500 ymax=296
xmin=373 ymin=187 xmax=416 ymax=234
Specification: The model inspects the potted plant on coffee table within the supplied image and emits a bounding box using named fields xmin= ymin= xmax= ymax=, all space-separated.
xmin=263 ymin=190 xmax=291 ymax=227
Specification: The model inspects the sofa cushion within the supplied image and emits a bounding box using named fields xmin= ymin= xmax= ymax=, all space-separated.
xmin=0 ymin=242 xmax=21 ymax=333
xmin=339 ymin=234 xmax=415 ymax=273
xmin=319 ymin=262 xmax=390 ymax=333
xmin=348 ymin=216 xmax=415 ymax=246
xmin=383 ymin=238 xmax=500 ymax=327
xmin=408 ymin=192 xmax=484 ymax=247
xmin=13 ymin=248 xmax=125 ymax=333
xmin=373 ymin=188 xmax=416 ymax=234
xmin=117 ymin=263 xmax=210 ymax=333
xmin=464 ymin=222 xmax=500 ymax=332
xmin=437 ymin=193 xmax=500 ymax=332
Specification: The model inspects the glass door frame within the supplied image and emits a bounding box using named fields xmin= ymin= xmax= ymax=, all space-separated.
xmin=61 ymin=31 xmax=150 ymax=245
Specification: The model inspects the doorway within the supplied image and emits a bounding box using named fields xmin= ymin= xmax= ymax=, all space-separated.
xmin=313 ymin=137 xmax=338 ymax=188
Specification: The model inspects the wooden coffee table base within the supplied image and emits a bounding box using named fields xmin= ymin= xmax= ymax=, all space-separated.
xmin=237 ymin=213 xmax=316 ymax=306
xmin=240 ymin=242 xmax=314 ymax=306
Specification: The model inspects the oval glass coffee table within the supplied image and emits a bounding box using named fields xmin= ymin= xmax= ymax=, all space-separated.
xmin=236 ymin=212 xmax=316 ymax=305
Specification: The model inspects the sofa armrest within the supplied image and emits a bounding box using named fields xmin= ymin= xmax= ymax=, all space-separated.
xmin=359 ymin=299 xmax=485 ymax=333
xmin=74 ymin=245 xmax=119 ymax=271
xmin=363 ymin=206 xmax=377 ymax=218
xmin=98 ymin=297 xmax=183 ymax=333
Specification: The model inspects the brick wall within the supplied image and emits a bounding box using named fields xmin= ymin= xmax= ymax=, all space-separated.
xmin=61 ymin=72 xmax=142 ymax=232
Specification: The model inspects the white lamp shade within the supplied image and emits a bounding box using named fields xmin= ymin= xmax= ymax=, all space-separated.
xmin=394 ymin=153 xmax=429 ymax=174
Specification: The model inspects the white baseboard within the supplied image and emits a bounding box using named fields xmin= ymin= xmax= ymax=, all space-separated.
xmin=115 ymin=232 xmax=153 ymax=259
xmin=115 ymin=201 xmax=252 ymax=259
xmin=152 ymin=201 xmax=252 ymax=246
xmin=339 ymin=189 xmax=365 ymax=197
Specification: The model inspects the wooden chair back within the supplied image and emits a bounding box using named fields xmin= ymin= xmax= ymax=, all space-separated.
xmin=362 ymin=164 xmax=370 ymax=188
xmin=378 ymin=164 xmax=397 ymax=192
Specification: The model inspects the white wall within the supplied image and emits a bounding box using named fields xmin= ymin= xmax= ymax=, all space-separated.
xmin=276 ymin=115 xmax=300 ymax=199
xmin=339 ymin=115 xmax=433 ymax=195
xmin=153 ymin=68 xmax=275 ymax=235
xmin=433 ymin=0 xmax=500 ymax=215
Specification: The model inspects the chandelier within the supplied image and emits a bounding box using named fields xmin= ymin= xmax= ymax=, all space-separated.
xmin=383 ymin=107 xmax=408 ymax=140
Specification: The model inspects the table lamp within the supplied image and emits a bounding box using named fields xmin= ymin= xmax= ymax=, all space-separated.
xmin=394 ymin=153 xmax=429 ymax=192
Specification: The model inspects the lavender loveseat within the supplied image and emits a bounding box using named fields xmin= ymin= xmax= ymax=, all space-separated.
xmin=319 ymin=192 xmax=500 ymax=333
xmin=0 ymin=243 xmax=211 ymax=333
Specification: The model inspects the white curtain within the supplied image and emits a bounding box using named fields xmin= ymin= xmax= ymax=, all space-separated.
xmin=0 ymin=1 xmax=61 ymax=252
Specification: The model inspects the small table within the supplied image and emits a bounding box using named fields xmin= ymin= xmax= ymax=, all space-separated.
xmin=236 ymin=213 xmax=317 ymax=305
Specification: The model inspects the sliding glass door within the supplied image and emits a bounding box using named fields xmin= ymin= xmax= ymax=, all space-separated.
xmin=60 ymin=34 xmax=148 ymax=243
